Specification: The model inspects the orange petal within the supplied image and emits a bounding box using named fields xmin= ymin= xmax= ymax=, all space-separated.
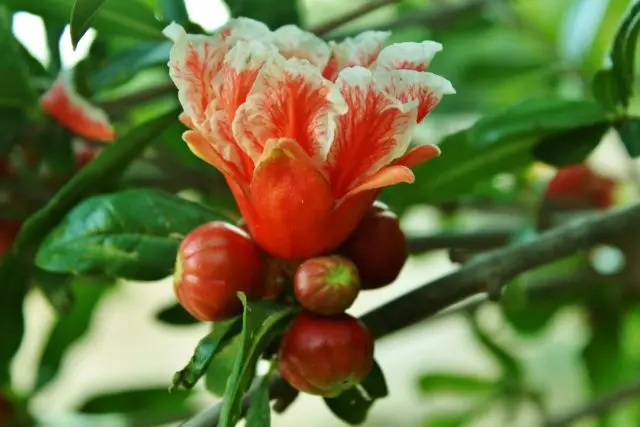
xmin=340 ymin=165 xmax=415 ymax=202
xmin=394 ymin=144 xmax=441 ymax=168
xmin=326 ymin=66 xmax=416 ymax=198
xmin=183 ymin=129 xmax=248 ymax=186
xmin=232 ymin=56 xmax=347 ymax=162
xmin=322 ymin=31 xmax=391 ymax=81
xmin=375 ymin=41 xmax=443 ymax=72
xmin=272 ymin=25 xmax=331 ymax=68
xmin=40 ymin=75 xmax=115 ymax=142
xmin=377 ymin=69 xmax=455 ymax=122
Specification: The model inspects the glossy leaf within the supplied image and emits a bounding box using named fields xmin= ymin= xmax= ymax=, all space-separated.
xmin=616 ymin=118 xmax=640 ymax=157
xmin=224 ymin=0 xmax=300 ymax=28
xmin=159 ymin=0 xmax=189 ymax=23
xmin=592 ymin=69 xmax=622 ymax=112
xmin=418 ymin=372 xmax=497 ymax=396
xmin=610 ymin=1 xmax=640 ymax=107
xmin=4 ymin=0 xmax=164 ymax=41
xmin=324 ymin=361 xmax=389 ymax=426
xmin=34 ymin=277 xmax=113 ymax=392
xmin=78 ymin=387 xmax=193 ymax=420
xmin=205 ymin=335 xmax=242 ymax=396
xmin=35 ymin=188 xmax=231 ymax=281
xmin=585 ymin=0 xmax=633 ymax=73
xmin=70 ymin=0 xmax=109 ymax=48
xmin=532 ymin=122 xmax=611 ymax=166
xmin=155 ymin=302 xmax=199 ymax=326
xmin=33 ymin=269 xmax=74 ymax=316
xmin=45 ymin=20 xmax=65 ymax=75
xmin=245 ymin=373 xmax=272 ymax=427
xmin=171 ymin=317 xmax=242 ymax=391
xmin=0 ymin=6 xmax=36 ymax=107
xmin=218 ymin=296 xmax=298 ymax=427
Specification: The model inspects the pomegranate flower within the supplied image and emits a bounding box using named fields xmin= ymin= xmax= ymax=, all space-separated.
xmin=164 ymin=18 xmax=455 ymax=260
xmin=40 ymin=72 xmax=116 ymax=142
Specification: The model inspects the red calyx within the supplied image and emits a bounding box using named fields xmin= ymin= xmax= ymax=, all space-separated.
xmin=293 ymin=255 xmax=360 ymax=315
xmin=173 ymin=221 xmax=267 ymax=321
xmin=278 ymin=312 xmax=374 ymax=397
xmin=339 ymin=202 xmax=408 ymax=289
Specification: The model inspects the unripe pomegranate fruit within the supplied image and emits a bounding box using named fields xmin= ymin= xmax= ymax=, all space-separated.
xmin=293 ymin=256 xmax=360 ymax=315
xmin=545 ymin=164 xmax=615 ymax=210
xmin=339 ymin=204 xmax=407 ymax=289
xmin=0 ymin=219 xmax=21 ymax=256
xmin=278 ymin=312 xmax=374 ymax=397
xmin=173 ymin=221 xmax=267 ymax=321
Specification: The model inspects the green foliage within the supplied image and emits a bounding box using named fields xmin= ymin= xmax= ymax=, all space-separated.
xmin=324 ymin=361 xmax=389 ymax=425
xmin=171 ymin=316 xmax=242 ymax=391
xmin=616 ymin=117 xmax=640 ymax=157
xmin=0 ymin=6 xmax=36 ymax=107
xmin=155 ymin=302 xmax=199 ymax=326
xmin=205 ymin=335 xmax=242 ymax=396
xmin=224 ymin=0 xmax=300 ymax=28
xmin=218 ymin=295 xmax=298 ymax=427
xmin=35 ymin=188 xmax=231 ymax=280
xmin=69 ymin=0 xmax=109 ymax=48
xmin=418 ymin=373 xmax=497 ymax=396
xmin=246 ymin=373 xmax=272 ymax=427
xmin=608 ymin=1 xmax=640 ymax=109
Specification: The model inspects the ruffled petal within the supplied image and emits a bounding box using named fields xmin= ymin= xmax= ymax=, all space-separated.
xmin=233 ymin=56 xmax=347 ymax=162
xmin=394 ymin=144 xmax=441 ymax=168
xmin=340 ymin=165 xmax=415 ymax=202
xmin=218 ymin=17 xmax=271 ymax=44
xmin=40 ymin=73 xmax=115 ymax=142
xmin=183 ymin=129 xmax=248 ymax=186
xmin=375 ymin=41 xmax=443 ymax=71
xmin=272 ymin=25 xmax=331 ymax=68
xmin=164 ymin=22 xmax=227 ymax=125
xmin=377 ymin=69 xmax=455 ymax=122
xmin=323 ymin=30 xmax=391 ymax=81
xmin=326 ymin=66 xmax=417 ymax=197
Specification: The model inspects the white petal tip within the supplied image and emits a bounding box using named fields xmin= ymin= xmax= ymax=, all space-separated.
xmin=163 ymin=22 xmax=186 ymax=42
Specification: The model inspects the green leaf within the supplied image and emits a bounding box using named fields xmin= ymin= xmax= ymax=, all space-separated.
xmin=585 ymin=0 xmax=633 ymax=73
xmin=78 ymin=387 xmax=193 ymax=419
xmin=205 ymin=335 xmax=242 ymax=396
xmin=218 ymin=296 xmax=298 ymax=427
xmin=532 ymin=122 xmax=611 ymax=166
xmin=610 ymin=1 xmax=640 ymax=107
xmin=45 ymin=20 xmax=65 ymax=75
xmin=34 ymin=277 xmax=112 ymax=392
xmin=418 ymin=372 xmax=497 ymax=396
xmin=245 ymin=373 xmax=272 ymax=427
xmin=70 ymin=0 xmax=108 ymax=49
xmin=32 ymin=269 xmax=74 ymax=316
xmin=224 ymin=0 xmax=300 ymax=28
xmin=5 ymin=0 xmax=164 ymax=41
xmin=171 ymin=317 xmax=242 ymax=391
xmin=0 ymin=107 xmax=29 ymax=155
xmin=324 ymin=361 xmax=389 ymax=426
xmin=592 ymin=70 xmax=623 ymax=112
xmin=36 ymin=188 xmax=230 ymax=281
xmin=0 ymin=6 xmax=36 ymax=107
xmin=616 ymin=118 xmax=640 ymax=157
xmin=155 ymin=302 xmax=199 ymax=326
xmin=159 ymin=0 xmax=189 ymax=23
xmin=471 ymin=98 xmax=610 ymax=147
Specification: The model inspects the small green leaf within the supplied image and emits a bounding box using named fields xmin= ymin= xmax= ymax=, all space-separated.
xmin=0 ymin=6 xmax=36 ymax=107
xmin=5 ymin=0 xmax=164 ymax=41
xmin=36 ymin=188 xmax=231 ymax=281
xmin=171 ymin=317 xmax=242 ymax=391
xmin=610 ymin=1 xmax=640 ymax=107
xmin=205 ymin=335 xmax=242 ymax=396
xmin=616 ymin=118 xmax=640 ymax=157
xmin=218 ymin=296 xmax=298 ymax=427
xmin=70 ymin=0 xmax=109 ymax=49
xmin=34 ymin=277 xmax=112 ymax=392
xmin=418 ymin=373 xmax=497 ymax=396
xmin=246 ymin=373 xmax=272 ymax=427
xmin=155 ymin=302 xmax=199 ymax=326
xmin=324 ymin=361 xmax=388 ymax=426
xmin=532 ymin=122 xmax=611 ymax=166
xmin=78 ymin=387 xmax=193 ymax=418
xmin=592 ymin=69 xmax=623 ymax=112
xmin=224 ymin=0 xmax=300 ymax=28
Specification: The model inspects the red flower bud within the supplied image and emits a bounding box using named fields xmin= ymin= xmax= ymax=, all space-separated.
xmin=293 ymin=256 xmax=360 ymax=315
xmin=278 ymin=312 xmax=374 ymax=397
xmin=0 ymin=219 xmax=21 ymax=256
xmin=545 ymin=164 xmax=615 ymax=210
xmin=173 ymin=221 xmax=267 ymax=321
xmin=339 ymin=204 xmax=408 ymax=289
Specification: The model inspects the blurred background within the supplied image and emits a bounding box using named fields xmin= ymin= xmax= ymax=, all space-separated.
xmin=4 ymin=0 xmax=640 ymax=426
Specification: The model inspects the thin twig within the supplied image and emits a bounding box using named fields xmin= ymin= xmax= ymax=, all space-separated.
xmin=182 ymin=203 xmax=640 ymax=427
xmin=544 ymin=378 xmax=640 ymax=427
xmin=308 ymin=0 xmax=402 ymax=36
xmin=407 ymin=229 xmax=512 ymax=253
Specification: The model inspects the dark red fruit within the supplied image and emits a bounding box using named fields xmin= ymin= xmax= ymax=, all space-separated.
xmin=294 ymin=256 xmax=360 ymax=315
xmin=545 ymin=164 xmax=615 ymax=210
xmin=339 ymin=204 xmax=407 ymax=289
xmin=278 ymin=312 xmax=374 ymax=397
xmin=173 ymin=221 xmax=267 ymax=321
xmin=0 ymin=219 xmax=21 ymax=256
